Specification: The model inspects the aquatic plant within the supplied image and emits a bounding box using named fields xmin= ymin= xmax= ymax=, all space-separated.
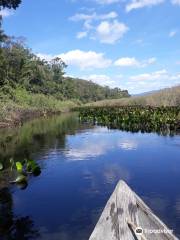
xmin=26 ymin=159 xmax=41 ymax=176
xmin=15 ymin=162 xmax=23 ymax=173
xmin=7 ymin=158 xmax=42 ymax=188
xmin=78 ymin=106 xmax=180 ymax=135
xmin=12 ymin=174 xmax=27 ymax=184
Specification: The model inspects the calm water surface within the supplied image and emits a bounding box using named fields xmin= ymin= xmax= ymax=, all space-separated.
xmin=0 ymin=113 xmax=180 ymax=239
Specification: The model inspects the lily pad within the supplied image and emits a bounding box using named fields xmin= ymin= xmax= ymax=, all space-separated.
xmin=16 ymin=162 xmax=23 ymax=172
xmin=13 ymin=174 xmax=27 ymax=184
xmin=26 ymin=160 xmax=41 ymax=175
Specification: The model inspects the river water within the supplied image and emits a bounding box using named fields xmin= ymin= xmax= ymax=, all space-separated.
xmin=0 ymin=113 xmax=180 ymax=239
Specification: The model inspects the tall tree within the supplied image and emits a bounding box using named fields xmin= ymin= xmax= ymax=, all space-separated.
xmin=51 ymin=57 xmax=67 ymax=83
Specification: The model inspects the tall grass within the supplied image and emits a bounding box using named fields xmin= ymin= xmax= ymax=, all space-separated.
xmin=85 ymin=86 xmax=180 ymax=107
xmin=0 ymin=88 xmax=79 ymax=126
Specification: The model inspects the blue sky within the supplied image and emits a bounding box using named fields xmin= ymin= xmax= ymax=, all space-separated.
xmin=1 ymin=0 xmax=180 ymax=94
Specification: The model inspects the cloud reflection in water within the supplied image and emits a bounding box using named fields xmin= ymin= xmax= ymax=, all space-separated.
xmin=65 ymin=127 xmax=138 ymax=161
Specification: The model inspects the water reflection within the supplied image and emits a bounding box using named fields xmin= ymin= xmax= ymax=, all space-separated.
xmin=0 ymin=113 xmax=179 ymax=239
xmin=65 ymin=127 xmax=139 ymax=161
xmin=0 ymin=113 xmax=81 ymax=168
xmin=0 ymin=188 xmax=40 ymax=240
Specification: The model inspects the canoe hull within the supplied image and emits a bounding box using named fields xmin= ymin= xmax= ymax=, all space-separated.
xmin=89 ymin=180 xmax=178 ymax=240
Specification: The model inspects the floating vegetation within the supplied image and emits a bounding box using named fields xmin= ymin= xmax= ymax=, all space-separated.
xmin=7 ymin=158 xmax=41 ymax=189
xmin=11 ymin=174 xmax=27 ymax=184
xmin=16 ymin=162 xmax=23 ymax=173
xmin=26 ymin=159 xmax=41 ymax=176
xmin=78 ymin=106 xmax=180 ymax=135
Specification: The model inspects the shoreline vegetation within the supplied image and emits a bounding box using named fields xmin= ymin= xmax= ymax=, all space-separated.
xmin=0 ymin=38 xmax=129 ymax=128
xmin=0 ymin=97 xmax=77 ymax=128
xmin=0 ymin=41 xmax=129 ymax=128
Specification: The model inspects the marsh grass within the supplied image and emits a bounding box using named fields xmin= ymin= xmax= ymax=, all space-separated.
xmin=0 ymin=88 xmax=79 ymax=126
xmin=85 ymin=86 xmax=180 ymax=107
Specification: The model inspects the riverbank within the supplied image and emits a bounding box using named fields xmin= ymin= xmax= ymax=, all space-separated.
xmin=0 ymin=90 xmax=79 ymax=128
xmin=0 ymin=104 xmax=77 ymax=128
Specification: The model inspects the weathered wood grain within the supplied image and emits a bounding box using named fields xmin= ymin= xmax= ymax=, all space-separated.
xmin=89 ymin=180 xmax=179 ymax=240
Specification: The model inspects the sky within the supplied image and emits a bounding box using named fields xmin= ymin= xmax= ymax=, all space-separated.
xmin=1 ymin=0 xmax=180 ymax=94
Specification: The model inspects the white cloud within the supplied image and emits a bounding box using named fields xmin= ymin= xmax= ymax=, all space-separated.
xmin=76 ymin=31 xmax=88 ymax=39
xmin=70 ymin=13 xmax=95 ymax=22
xmin=36 ymin=53 xmax=53 ymax=61
xmin=171 ymin=0 xmax=180 ymax=5
xmin=147 ymin=57 xmax=157 ymax=64
xmin=95 ymin=0 xmax=120 ymax=4
xmin=114 ymin=57 xmax=156 ymax=67
xmin=169 ymin=30 xmax=178 ymax=38
xmin=82 ymin=74 xmax=116 ymax=86
xmin=99 ymin=11 xmax=118 ymax=20
xmin=70 ymin=11 xmax=128 ymax=44
xmin=70 ymin=11 xmax=118 ymax=22
xmin=73 ymin=69 xmax=179 ymax=94
xmin=126 ymin=0 xmax=164 ymax=12
xmin=125 ymin=69 xmax=180 ymax=93
xmin=80 ymin=74 xmax=124 ymax=88
xmin=82 ymin=70 xmax=180 ymax=94
xmin=115 ymin=57 xmax=139 ymax=67
xmin=37 ymin=50 xmax=112 ymax=70
xmin=59 ymin=50 xmax=112 ymax=69
xmin=129 ymin=69 xmax=168 ymax=81
xmin=0 ymin=9 xmax=14 ymax=17
xmin=96 ymin=20 xmax=129 ymax=44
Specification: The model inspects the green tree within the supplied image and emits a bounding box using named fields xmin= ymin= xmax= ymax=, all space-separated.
xmin=50 ymin=57 xmax=67 ymax=83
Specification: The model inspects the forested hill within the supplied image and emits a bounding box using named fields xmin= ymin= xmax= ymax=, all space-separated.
xmin=0 ymin=38 xmax=129 ymax=103
xmin=63 ymin=77 xmax=129 ymax=102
